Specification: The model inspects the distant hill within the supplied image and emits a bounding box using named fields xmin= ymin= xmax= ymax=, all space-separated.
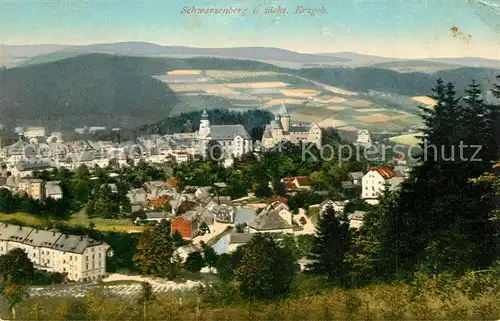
xmin=0 ymin=54 xmax=179 ymax=130
xmin=298 ymin=67 xmax=498 ymax=96
xmin=3 ymin=42 xmax=500 ymax=70
xmin=1 ymin=53 xmax=498 ymax=131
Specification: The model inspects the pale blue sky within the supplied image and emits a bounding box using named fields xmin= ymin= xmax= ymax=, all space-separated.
xmin=1 ymin=0 xmax=499 ymax=58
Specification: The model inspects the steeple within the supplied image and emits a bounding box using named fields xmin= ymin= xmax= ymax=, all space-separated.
xmin=279 ymin=100 xmax=290 ymax=132
xmin=199 ymin=109 xmax=211 ymax=138
xmin=279 ymin=100 xmax=290 ymax=117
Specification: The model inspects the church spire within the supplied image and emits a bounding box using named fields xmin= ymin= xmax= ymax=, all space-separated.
xmin=279 ymin=100 xmax=289 ymax=117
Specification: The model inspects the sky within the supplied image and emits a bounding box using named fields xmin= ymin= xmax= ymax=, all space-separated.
xmin=1 ymin=0 xmax=499 ymax=59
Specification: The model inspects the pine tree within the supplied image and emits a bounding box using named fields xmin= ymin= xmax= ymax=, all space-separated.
xmin=233 ymin=234 xmax=295 ymax=301
xmin=308 ymin=206 xmax=351 ymax=285
xmin=377 ymin=79 xmax=499 ymax=279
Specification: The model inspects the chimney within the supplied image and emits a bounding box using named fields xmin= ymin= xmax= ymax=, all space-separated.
xmin=80 ymin=236 xmax=83 ymax=240
xmin=35 ymin=229 xmax=38 ymax=233
xmin=53 ymin=231 xmax=55 ymax=236
xmin=19 ymin=226 xmax=22 ymax=230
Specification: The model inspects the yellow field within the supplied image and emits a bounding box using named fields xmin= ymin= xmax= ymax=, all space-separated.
xmin=281 ymin=89 xmax=320 ymax=97
xmin=344 ymin=99 xmax=373 ymax=108
xmin=354 ymin=114 xmax=392 ymax=123
xmin=95 ymin=225 xmax=146 ymax=233
xmin=0 ymin=212 xmax=48 ymax=225
xmin=167 ymin=70 xmax=202 ymax=75
xmin=168 ymin=83 xmax=239 ymax=95
xmin=313 ymin=96 xmax=347 ymax=103
xmin=412 ymin=96 xmax=437 ymax=106
xmin=318 ymin=118 xmax=348 ymax=127
xmin=323 ymin=85 xmax=357 ymax=96
xmin=325 ymin=105 xmax=346 ymax=111
xmin=227 ymin=82 xmax=289 ymax=89
xmin=355 ymin=108 xmax=385 ymax=113
xmin=265 ymin=98 xmax=305 ymax=106
xmin=389 ymin=132 xmax=422 ymax=146
xmin=204 ymin=70 xmax=279 ymax=78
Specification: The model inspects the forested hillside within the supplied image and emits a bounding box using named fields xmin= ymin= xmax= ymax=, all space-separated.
xmin=0 ymin=53 xmax=498 ymax=132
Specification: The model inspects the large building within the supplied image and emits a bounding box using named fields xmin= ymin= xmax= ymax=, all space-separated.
xmin=0 ymin=223 xmax=110 ymax=282
xmin=24 ymin=127 xmax=46 ymax=139
xmin=262 ymin=102 xmax=322 ymax=149
xmin=197 ymin=110 xmax=252 ymax=158
xmin=361 ymin=166 xmax=407 ymax=205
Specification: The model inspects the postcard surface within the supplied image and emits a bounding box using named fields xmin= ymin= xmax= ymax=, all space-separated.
xmin=0 ymin=1 xmax=499 ymax=320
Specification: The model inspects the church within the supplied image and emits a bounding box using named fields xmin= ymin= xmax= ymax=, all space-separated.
xmin=262 ymin=102 xmax=322 ymax=149
xmin=197 ymin=110 xmax=253 ymax=159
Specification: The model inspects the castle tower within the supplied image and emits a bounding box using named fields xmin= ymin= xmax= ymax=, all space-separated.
xmin=279 ymin=100 xmax=290 ymax=132
xmin=198 ymin=109 xmax=211 ymax=138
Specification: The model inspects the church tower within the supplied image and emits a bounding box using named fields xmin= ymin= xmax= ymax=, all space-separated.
xmin=279 ymin=101 xmax=290 ymax=132
xmin=198 ymin=109 xmax=211 ymax=138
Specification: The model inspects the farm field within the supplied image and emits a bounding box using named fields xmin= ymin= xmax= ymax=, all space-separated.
xmin=0 ymin=210 xmax=145 ymax=233
xmin=412 ymin=95 xmax=437 ymax=106
xmin=389 ymin=132 xmax=422 ymax=146
xmin=153 ymin=69 xmax=423 ymax=132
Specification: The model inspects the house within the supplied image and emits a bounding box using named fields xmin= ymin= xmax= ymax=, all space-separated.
xmin=348 ymin=172 xmax=364 ymax=186
xmin=126 ymin=188 xmax=148 ymax=206
xmin=174 ymin=243 xmax=202 ymax=263
xmin=100 ymin=183 xmax=118 ymax=194
xmin=170 ymin=207 xmax=214 ymax=240
xmin=247 ymin=201 xmax=294 ymax=234
xmin=0 ymin=223 xmax=110 ymax=282
xmin=45 ymin=181 xmax=63 ymax=200
xmin=361 ymin=166 xmax=406 ymax=205
xmin=319 ymin=199 xmax=347 ymax=216
xmin=147 ymin=195 xmax=169 ymax=209
xmin=135 ymin=212 xmax=169 ymax=224
xmin=228 ymin=233 xmax=253 ymax=252
xmin=298 ymin=257 xmax=317 ymax=272
xmin=10 ymin=161 xmax=54 ymax=178
xmin=348 ymin=211 xmax=367 ymax=229
xmin=17 ymin=178 xmax=45 ymax=200
xmin=167 ymin=177 xmax=181 ymax=189
xmin=280 ymin=176 xmax=312 ymax=191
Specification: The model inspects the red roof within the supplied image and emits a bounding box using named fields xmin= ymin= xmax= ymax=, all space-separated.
xmin=167 ymin=177 xmax=181 ymax=188
xmin=272 ymin=196 xmax=288 ymax=204
xmin=294 ymin=176 xmax=311 ymax=186
xmin=369 ymin=166 xmax=397 ymax=180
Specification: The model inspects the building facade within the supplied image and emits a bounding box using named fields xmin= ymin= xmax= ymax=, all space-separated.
xmin=262 ymin=102 xmax=322 ymax=149
xmin=197 ymin=110 xmax=252 ymax=159
xmin=0 ymin=223 xmax=110 ymax=282
xmin=24 ymin=127 xmax=46 ymax=139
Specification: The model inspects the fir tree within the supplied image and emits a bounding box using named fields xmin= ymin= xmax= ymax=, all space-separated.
xmin=308 ymin=206 xmax=351 ymax=285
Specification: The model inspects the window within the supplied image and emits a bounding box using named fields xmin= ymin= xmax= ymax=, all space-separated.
xmin=86 ymin=263 xmax=89 ymax=270
xmin=86 ymin=256 xmax=89 ymax=261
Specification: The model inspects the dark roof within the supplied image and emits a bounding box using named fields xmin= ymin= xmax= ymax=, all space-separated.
xmin=209 ymin=125 xmax=251 ymax=140
xmin=247 ymin=210 xmax=293 ymax=231
xmin=15 ymin=162 xmax=52 ymax=171
xmin=228 ymin=233 xmax=253 ymax=244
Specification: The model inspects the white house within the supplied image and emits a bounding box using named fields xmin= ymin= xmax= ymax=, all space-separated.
xmin=319 ymin=199 xmax=348 ymax=216
xmin=361 ymin=166 xmax=406 ymax=205
xmin=348 ymin=211 xmax=367 ymax=229
xmin=0 ymin=223 xmax=110 ymax=282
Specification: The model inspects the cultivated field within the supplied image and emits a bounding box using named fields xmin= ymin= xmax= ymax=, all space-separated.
xmin=226 ymin=81 xmax=289 ymax=89
xmin=281 ymin=89 xmax=320 ymax=97
xmin=389 ymin=132 xmax=422 ymax=146
xmin=153 ymin=69 xmax=423 ymax=132
xmin=167 ymin=70 xmax=202 ymax=75
xmin=412 ymin=96 xmax=437 ymax=106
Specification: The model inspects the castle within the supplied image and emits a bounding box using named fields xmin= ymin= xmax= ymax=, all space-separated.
xmin=261 ymin=102 xmax=322 ymax=148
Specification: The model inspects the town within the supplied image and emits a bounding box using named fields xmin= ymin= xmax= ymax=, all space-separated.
xmin=0 ymin=102 xmax=415 ymax=283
